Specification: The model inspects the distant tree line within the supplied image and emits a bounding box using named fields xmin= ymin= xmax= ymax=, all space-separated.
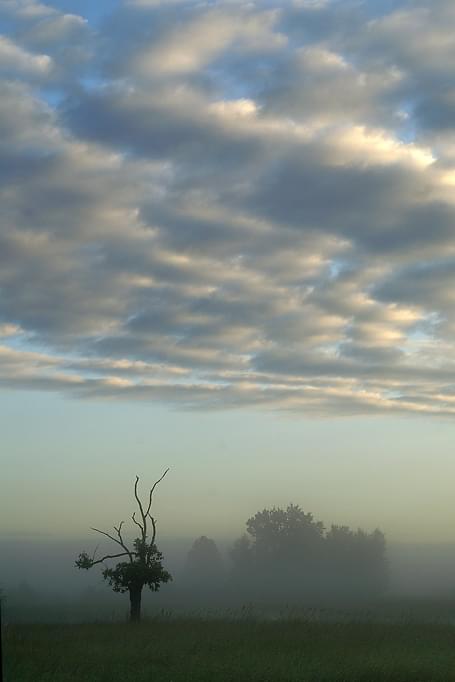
xmin=184 ymin=505 xmax=387 ymax=603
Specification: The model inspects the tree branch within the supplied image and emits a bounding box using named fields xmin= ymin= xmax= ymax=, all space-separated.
xmin=146 ymin=515 xmax=157 ymax=565
xmin=131 ymin=511 xmax=144 ymax=535
xmin=145 ymin=468 xmax=170 ymax=517
xmin=91 ymin=526 xmax=133 ymax=562
xmin=134 ymin=476 xmax=147 ymax=542
xmin=113 ymin=521 xmax=134 ymax=563
xmin=76 ymin=549 xmax=131 ymax=570
xmin=113 ymin=521 xmax=125 ymax=542
xmin=89 ymin=552 xmax=131 ymax=567
xmin=91 ymin=527 xmax=122 ymax=545
xmin=148 ymin=513 xmax=157 ymax=546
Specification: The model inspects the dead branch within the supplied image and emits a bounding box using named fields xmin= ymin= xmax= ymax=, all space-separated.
xmin=145 ymin=516 xmax=157 ymax=565
xmin=131 ymin=511 xmax=144 ymax=535
xmin=84 ymin=472 xmax=169 ymax=571
xmin=145 ymin=468 xmax=170 ymax=517
xmin=113 ymin=521 xmax=134 ymax=562
xmin=148 ymin=514 xmax=157 ymax=546
xmin=134 ymin=476 xmax=147 ymax=542
xmin=91 ymin=526 xmax=133 ymax=562
xmin=88 ymin=552 xmax=131 ymax=567
xmin=113 ymin=521 xmax=126 ymax=546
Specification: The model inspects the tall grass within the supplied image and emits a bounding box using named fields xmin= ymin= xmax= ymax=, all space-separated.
xmin=5 ymin=617 xmax=455 ymax=681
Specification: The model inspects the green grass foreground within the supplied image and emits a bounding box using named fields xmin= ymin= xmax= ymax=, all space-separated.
xmin=5 ymin=618 xmax=455 ymax=682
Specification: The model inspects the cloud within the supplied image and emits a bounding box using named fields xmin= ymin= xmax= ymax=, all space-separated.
xmin=0 ymin=35 xmax=52 ymax=77
xmin=1 ymin=0 xmax=455 ymax=416
xmin=0 ymin=1 xmax=56 ymax=20
xmin=0 ymin=2 xmax=94 ymax=80
xmin=132 ymin=7 xmax=286 ymax=77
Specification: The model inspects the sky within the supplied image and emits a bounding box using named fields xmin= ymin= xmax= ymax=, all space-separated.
xmin=1 ymin=0 xmax=455 ymax=548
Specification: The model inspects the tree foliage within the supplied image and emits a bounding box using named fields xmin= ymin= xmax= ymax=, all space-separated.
xmin=230 ymin=504 xmax=387 ymax=602
xmin=246 ymin=504 xmax=325 ymax=561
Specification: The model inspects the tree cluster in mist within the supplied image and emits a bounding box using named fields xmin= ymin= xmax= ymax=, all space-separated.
xmin=180 ymin=505 xmax=387 ymax=605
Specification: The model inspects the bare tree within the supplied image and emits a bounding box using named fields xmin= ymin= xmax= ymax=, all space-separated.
xmin=76 ymin=470 xmax=171 ymax=622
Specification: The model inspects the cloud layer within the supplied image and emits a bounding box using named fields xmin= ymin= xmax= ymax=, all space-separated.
xmin=1 ymin=0 xmax=455 ymax=416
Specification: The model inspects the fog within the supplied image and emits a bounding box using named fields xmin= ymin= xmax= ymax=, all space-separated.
xmin=2 ymin=533 xmax=455 ymax=624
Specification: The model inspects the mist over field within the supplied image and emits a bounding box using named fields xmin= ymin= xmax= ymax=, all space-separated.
xmin=1 ymin=536 xmax=454 ymax=596
xmin=2 ymin=532 xmax=455 ymax=625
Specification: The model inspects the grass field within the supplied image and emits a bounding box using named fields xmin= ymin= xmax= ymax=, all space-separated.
xmin=5 ymin=617 xmax=455 ymax=682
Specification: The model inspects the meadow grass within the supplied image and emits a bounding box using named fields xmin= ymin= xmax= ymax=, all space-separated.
xmin=5 ymin=617 xmax=455 ymax=682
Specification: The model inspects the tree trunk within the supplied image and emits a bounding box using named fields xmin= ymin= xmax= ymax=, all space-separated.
xmin=129 ymin=585 xmax=143 ymax=622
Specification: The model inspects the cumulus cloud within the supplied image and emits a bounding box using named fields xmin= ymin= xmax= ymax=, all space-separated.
xmin=1 ymin=0 xmax=455 ymax=416
xmin=0 ymin=1 xmax=93 ymax=80
xmin=132 ymin=8 xmax=286 ymax=77
xmin=0 ymin=1 xmax=55 ymax=20
xmin=0 ymin=35 xmax=52 ymax=77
